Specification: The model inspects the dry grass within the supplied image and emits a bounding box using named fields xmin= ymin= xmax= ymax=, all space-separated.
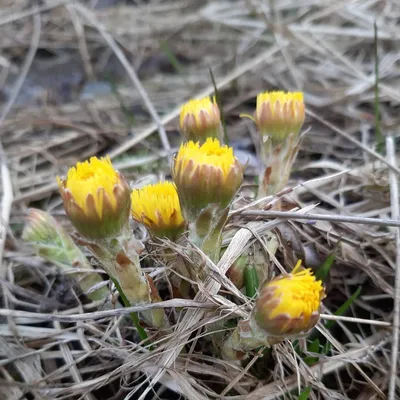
xmin=0 ymin=0 xmax=399 ymax=399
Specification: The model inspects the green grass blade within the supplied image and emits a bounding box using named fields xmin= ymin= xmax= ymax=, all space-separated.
xmin=110 ymin=276 xmax=149 ymax=343
xmin=297 ymin=387 xmax=312 ymax=400
xmin=303 ymin=338 xmax=321 ymax=365
xmin=209 ymin=67 xmax=228 ymax=144
xmin=244 ymin=265 xmax=259 ymax=298
xmin=315 ymin=251 xmax=335 ymax=282
xmin=325 ymin=286 xmax=362 ymax=331
xmin=160 ymin=40 xmax=183 ymax=73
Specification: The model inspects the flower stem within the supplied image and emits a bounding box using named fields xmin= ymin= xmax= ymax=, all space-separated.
xmin=257 ymin=135 xmax=301 ymax=199
xmin=88 ymin=238 xmax=165 ymax=328
xmin=190 ymin=206 xmax=229 ymax=263
xmin=110 ymin=276 xmax=149 ymax=343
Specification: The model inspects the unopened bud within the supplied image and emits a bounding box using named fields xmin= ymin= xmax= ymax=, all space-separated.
xmin=180 ymin=97 xmax=222 ymax=143
xmin=255 ymin=91 xmax=305 ymax=143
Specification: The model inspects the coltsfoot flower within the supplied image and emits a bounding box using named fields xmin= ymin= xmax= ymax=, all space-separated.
xmin=131 ymin=181 xmax=185 ymax=240
xmin=57 ymin=156 xmax=131 ymax=239
xmin=22 ymin=208 xmax=59 ymax=245
xmin=22 ymin=208 xmax=82 ymax=269
xmin=253 ymin=260 xmax=325 ymax=336
xmin=173 ymin=138 xmax=243 ymax=219
xmin=255 ymin=91 xmax=305 ymax=142
xmin=22 ymin=208 xmax=109 ymax=301
xmin=180 ymin=97 xmax=222 ymax=142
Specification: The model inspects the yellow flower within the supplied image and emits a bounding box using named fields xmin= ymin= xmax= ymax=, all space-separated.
xmin=255 ymin=91 xmax=305 ymax=142
xmin=172 ymin=138 xmax=243 ymax=219
xmin=180 ymin=97 xmax=222 ymax=142
xmin=57 ymin=156 xmax=131 ymax=239
xmin=131 ymin=181 xmax=185 ymax=240
xmin=253 ymin=260 xmax=325 ymax=336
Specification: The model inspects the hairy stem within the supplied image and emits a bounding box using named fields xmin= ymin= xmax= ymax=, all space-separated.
xmin=110 ymin=276 xmax=149 ymax=342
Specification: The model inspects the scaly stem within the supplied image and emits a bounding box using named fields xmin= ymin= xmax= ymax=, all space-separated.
xmin=110 ymin=276 xmax=149 ymax=343
xmin=87 ymin=236 xmax=165 ymax=328
xmin=257 ymin=135 xmax=302 ymax=199
xmin=188 ymin=206 xmax=229 ymax=264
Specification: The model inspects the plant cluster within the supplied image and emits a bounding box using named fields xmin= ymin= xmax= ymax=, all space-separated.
xmin=23 ymin=91 xmax=325 ymax=361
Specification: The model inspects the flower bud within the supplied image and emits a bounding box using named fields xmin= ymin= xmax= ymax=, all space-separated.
xmin=180 ymin=97 xmax=222 ymax=142
xmin=57 ymin=156 xmax=131 ymax=239
xmin=22 ymin=208 xmax=60 ymax=245
xmin=22 ymin=208 xmax=109 ymax=301
xmin=253 ymin=261 xmax=325 ymax=336
xmin=172 ymin=138 xmax=243 ymax=220
xmin=131 ymin=181 xmax=185 ymax=241
xmin=255 ymin=91 xmax=305 ymax=143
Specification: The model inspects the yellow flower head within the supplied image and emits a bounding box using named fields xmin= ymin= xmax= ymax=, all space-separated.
xmin=255 ymin=91 xmax=305 ymax=142
xmin=254 ymin=260 xmax=325 ymax=336
xmin=173 ymin=138 xmax=243 ymax=219
xmin=62 ymin=157 xmax=118 ymax=215
xmin=131 ymin=181 xmax=185 ymax=240
xmin=57 ymin=156 xmax=131 ymax=239
xmin=176 ymin=138 xmax=235 ymax=175
xmin=180 ymin=97 xmax=222 ymax=142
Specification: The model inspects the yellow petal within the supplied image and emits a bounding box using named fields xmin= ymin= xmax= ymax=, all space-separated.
xmin=254 ymin=261 xmax=325 ymax=335
xmin=64 ymin=156 xmax=119 ymax=216
xmin=131 ymin=181 xmax=185 ymax=239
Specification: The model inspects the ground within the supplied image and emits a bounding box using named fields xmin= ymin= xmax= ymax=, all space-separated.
xmin=0 ymin=1 xmax=399 ymax=399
